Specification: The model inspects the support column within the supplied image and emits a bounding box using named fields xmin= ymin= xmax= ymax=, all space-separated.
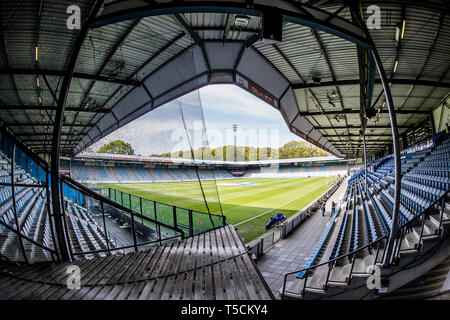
xmin=363 ymin=133 xmax=368 ymax=193
xmin=50 ymin=0 xmax=104 ymax=261
xmin=350 ymin=5 xmax=402 ymax=267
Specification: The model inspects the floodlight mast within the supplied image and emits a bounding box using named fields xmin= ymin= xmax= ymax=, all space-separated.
xmin=233 ymin=124 xmax=238 ymax=162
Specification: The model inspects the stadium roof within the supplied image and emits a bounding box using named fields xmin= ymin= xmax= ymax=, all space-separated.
xmin=0 ymin=0 xmax=449 ymax=159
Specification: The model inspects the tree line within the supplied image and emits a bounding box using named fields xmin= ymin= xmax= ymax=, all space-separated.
xmin=93 ymin=139 xmax=328 ymax=160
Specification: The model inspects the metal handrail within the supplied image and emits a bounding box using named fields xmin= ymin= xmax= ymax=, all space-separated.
xmin=103 ymin=225 xmax=126 ymax=248
xmin=108 ymin=187 xmax=225 ymax=220
xmin=0 ymin=219 xmax=58 ymax=255
xmin=281 ymin=187 xmax=449 ymax=297
xmin=71 ymin=234 xmax=181 ymax=257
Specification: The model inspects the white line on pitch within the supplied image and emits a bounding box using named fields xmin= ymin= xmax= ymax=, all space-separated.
xmin=232 ymin=181 xmax=330 ymax=227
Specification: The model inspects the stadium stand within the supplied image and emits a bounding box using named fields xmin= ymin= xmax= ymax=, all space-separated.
xmin=0 ymin=224 xmax=273 ymax=300
xmin=70 ymin=160 xmax=351 ymax=183
xmin=282 ymin=136 xmax=450 ymax=299
xmin=71 ymin=163 xmax=237 ymax=183
xmin=0 ymin=0 xmax=449 ymax=302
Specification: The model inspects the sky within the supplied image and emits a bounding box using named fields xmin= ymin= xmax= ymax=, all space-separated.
xmin=90 ymin=84 xmax=317 ymax=156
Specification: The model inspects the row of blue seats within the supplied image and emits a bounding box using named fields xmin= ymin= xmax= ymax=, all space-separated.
xmin=369 ymin=191 xmax=391 ymax=236
xmin=329 ymin=200 xmax=350 ymax=260
xmin=380 ymin=190 xmax=414 ymax=226
xmin=413 ymin=168 xmax=450 ymax=178
xmin=425 ymin=154 xmax=449 ymax=162
xmin=418 ymin=161 xmax=450 ymax=169
xmin=363 ymin=194 xmax=378 ymax=243
xmin=296 ymin=203 xmax=343 ymax=279
xmin=403 ymin=173 xmax=449 ymax=191
xmin=0 ymin=188 xmax=35 ymax=234
xmin=401 ymin=179 xmax=445 ymax=203
xmin=399 ymin=188 xmax=430 ymax=215
xmin=350 ymin=190 xmax=359 ymax=252
xmin=297 ymin=215 xmax=336 ymax=279
xmin=389 ymin=183 xmax=429 ymax=213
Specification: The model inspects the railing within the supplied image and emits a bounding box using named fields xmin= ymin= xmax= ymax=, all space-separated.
xmin=60 ymin=176 xmax=187 ymax=259
xmin=281 ymin=188 xmax=449 ymax=298
xmin=106 ymin=187 xmax=226 ymax=238
xmin=1 ymin=127 xmax=227 ymax=264
xmin=0 ymin=130 xmax=59 ymax=264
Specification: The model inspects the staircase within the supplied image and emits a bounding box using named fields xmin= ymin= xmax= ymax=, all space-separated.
xmin=281 ymin=191 xmax=450 ymax=300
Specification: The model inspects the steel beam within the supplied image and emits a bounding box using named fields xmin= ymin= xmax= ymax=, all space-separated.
xmin=0 ymin=105 xmax=109 ymax=113
xmin=350 ymin=3 xmax=402 ymax=268
xmin=315 ymin=125 xmax=409 ymax=129
xmin=0 ymin=68 xmax=141 ymax=87
xmin=5 ymin=122 xmax=95 ymax=127
xmin=291 ymin=78 xmax=450 ymax=90
xmin=324 ymin=133 xmax=393 ymax=137
xmin=91 ymin=0 xmax=370 ymax=47
xmin=299 ymin=109 xmax=429 ymax=116
xmin=50 ymin=0 xmax=105 ymax=262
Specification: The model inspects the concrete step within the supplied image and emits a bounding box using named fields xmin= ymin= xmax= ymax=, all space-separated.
xmin=402 ymin=232 xmax=420 ymax=250
xmin=282 ymin=277 xmax=305 ymax=298
xmin=428 ymin=214 xmax=441 ymax=228
xmin=329 ymin=264 xmax=351 ymax=283
xmin=281 ymin=290 xmax=303 ymax=299
xmin=304 ymin=287 xmax=326 ymax=294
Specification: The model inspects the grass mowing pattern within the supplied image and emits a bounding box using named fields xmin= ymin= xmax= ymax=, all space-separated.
xmin=106 ymin=177 xmax=337 ymax=242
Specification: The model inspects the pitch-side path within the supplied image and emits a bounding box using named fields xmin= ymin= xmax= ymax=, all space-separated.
xmin=256 ymin=177 xmax=349 ymax=298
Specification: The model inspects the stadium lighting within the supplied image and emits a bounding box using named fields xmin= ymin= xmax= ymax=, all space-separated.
xmin=233 ymin=124 xmax=238 ymax=162
xmin=234 ymin=15 xmax=250 ymax=28
xmin=35 ymin=46 xmax=38 ymax=61
xmin=327 ymin=93 xmax=336 ymax=108
xmin=393 ymin=60 xmax=399 ymax=73
xmin=36 ymin=77 xmax=40 ymax=87
xmin=395 ymin=25 xmax=400 ymax=43
xmin=401 ymin=19 xmax=406 ymax=39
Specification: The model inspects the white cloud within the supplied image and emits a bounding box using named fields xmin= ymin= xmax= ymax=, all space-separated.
xmin=92 ymin=84 xmax=308 ymax=155
xmin=200 ymin=85 xmax=277 ymax=119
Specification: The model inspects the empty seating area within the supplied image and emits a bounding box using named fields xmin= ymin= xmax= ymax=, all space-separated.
xmin=297 ymin=206 xmax=340 ymax=279
xmin=0 ymin=151 xmax=119 ymax=263
xmin=71 ymin=163 xmax=235 ymax=183
xmin=71 ymin=162 xmax=351 ymax=184
xmin=244 ymin=165 xmax=348 ymax=179
xmin=0 ymin=154 xmax=55 ymax=263
xmin=283 ymin=137 xmax=450 ymax=298
xmin=65 ymin=200 xmax=113 ymax=259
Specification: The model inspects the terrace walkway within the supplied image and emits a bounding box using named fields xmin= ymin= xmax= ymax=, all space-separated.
xmin=256 ymin=179 xmax=348 ymax=298
xmin=0 ymin=225 xmax=273 ymax=300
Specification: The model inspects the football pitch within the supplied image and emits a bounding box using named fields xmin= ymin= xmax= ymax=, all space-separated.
xmin=106 ymin=176 xmax=337 ymax=242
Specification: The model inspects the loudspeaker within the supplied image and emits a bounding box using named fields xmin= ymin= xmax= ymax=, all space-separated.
xmin=366 ymin=107 xmax=377 ymax=119
xmin=262 ymin=11 xmax=282 ymax=43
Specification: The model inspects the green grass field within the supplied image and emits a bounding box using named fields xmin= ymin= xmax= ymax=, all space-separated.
xmin=106 ymin=176 xmax=337 ymax=242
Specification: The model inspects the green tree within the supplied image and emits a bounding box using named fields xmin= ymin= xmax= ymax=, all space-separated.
xmin=98 ymin=140 xmax=134 ymax=155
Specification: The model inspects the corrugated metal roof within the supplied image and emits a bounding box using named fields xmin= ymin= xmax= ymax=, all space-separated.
xmin=0 ymin=0 xmax=449 ymax=158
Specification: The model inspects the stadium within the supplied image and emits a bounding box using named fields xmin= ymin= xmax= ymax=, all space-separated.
xmin=0 ymin=0 xmax=449 ymax=304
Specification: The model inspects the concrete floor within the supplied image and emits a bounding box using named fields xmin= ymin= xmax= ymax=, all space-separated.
xmin=256 ymin=179 xmax=348 ymax=297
